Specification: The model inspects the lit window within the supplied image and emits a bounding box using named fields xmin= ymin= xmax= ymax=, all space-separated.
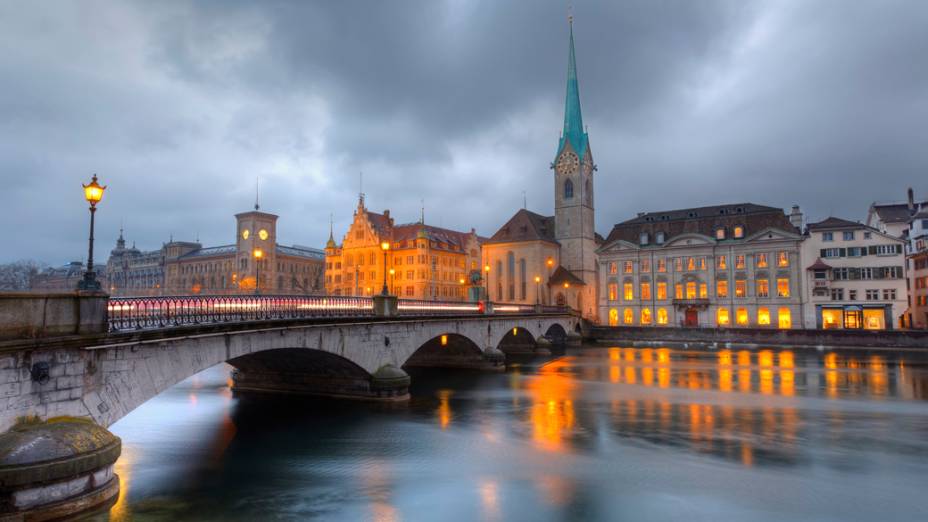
xmin=623 ymin=308 xmax=634 ymax=324
xmin=608 ymin=283 xmax=618 ymax=301
xmin=608 ymin=308 xmax=619 ymax=326
xmin=735 ymin=255 xmax=745 ymax=269
xmin=717 ymin=280 xmax=729 ymax=298
xmin=623 ymin=282 xmax=634 ymax=301
xmin=657 ymin=258 xmax=666 ymax=272
xmin=657 ymin=282 xmax=667 ymax=300
xmin=736 ymin=308 xmax=749 ymax=326
xmin=863 ymin=309 xmax=885 ymax=330
xmin=777 ymin=307 xmax=791 ymax=329
xmin=675 ymin=283 xmax=683 ymax=299
xmin=699 ymin=257 xmax=707 ymax=270
xmin=717 ymin=307 xmax=730 ymax=326
xmin=777 ymin=278 xmax=790 ymax=297
xmin=641 ymin=258 xmax=651 ymax=272
xmin=641 ymin=282 xmax=652 ymax=300
xmin=624 ymin=261 xmax=634 ymax=274
xmin=641 ymin=308 xmax=652 ymax=325
xmin=686 ymin=281 xmax=696 ymax=299
xmin=608 ymin=262 xmax=617 ymax=274
xmin=758 ymin=307 xmax=771 ymax=325
xmin=687 ymin=257 xmax=696 ymax=271
xmin=699 ymin=283 xmax=708 ymax=299
xmin=756 ymin=253 xmax=768 ymax=268
xmin=657 ymin=308 xmax=668 ymax=325
xmin=777 ymin=251 xmax=789 ymax=267
xmin=757 ymin=279 xmax=769 ymax=298
xmin=675 ymin=258 xmax=683 ymax=271
xmin=716 ymin=228 xmax=726 ymax=240
xmin=734 ymin=226 xmax=744 ymax=238
xmin=735 ymin=280 xmax=746 ymax=298
xmin=717 ymin=255 xmax=727 ymax=269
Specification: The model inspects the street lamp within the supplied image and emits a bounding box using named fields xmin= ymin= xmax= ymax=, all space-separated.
xmin=546 ymin=257 xmax=555 ymax=303
xmin=252 ymin=248 xmax=263 ymax=295
xmin=380 ymin=241 xmax=390 ymax=295
xmin=484 ymin=264 xmax=490 ymax=302
xmin=389 ymin=268 xmax=395 ymax=295
xmin=534 ymin=275 xmax=541 ymax=304
xmin=78 ymin=174 xmax=106 ymax=291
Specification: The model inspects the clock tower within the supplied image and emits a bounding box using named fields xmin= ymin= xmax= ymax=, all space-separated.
xmin=552 ymin=17 xmax=597 ymax=314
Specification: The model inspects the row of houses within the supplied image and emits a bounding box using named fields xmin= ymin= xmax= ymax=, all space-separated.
xmin=595 ymin=189 xmax=927 ymax=330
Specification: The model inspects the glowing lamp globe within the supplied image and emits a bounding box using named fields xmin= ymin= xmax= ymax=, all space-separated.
xmin=83 ymin=174 xmax=106 ymax=206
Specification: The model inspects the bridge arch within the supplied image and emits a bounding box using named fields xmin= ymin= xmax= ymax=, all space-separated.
xmin=403 ymin=333 xmax=486 ymax=369
xmin=496 ymin=326 xmax=539 ymax=355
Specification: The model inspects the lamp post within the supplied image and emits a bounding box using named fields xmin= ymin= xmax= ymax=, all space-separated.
xmin=389 ymin=268 xmax=395 ymax=295
xmin=459 ymin=276 xmax=466 ymax=301
xmin=546 ymin=257 xmax=554 ymax=305
xmin=484 ymin=264 xmax=490 ymax=302
xmin=252 ymin=248 xmax=263 ymax=295
xmin=355 ymin=265 xmax=360 ymax=296
xmin=534 ymin=275 xmax=541 ymax=304
xmin=78 ymin=174 xmax=106 ymax=291
xmin=380 ymin=241 xmax=390 ymax=295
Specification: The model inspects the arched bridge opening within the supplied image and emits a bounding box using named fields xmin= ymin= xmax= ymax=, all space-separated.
xmin=496 ymin=326 xmax=539 ymax=355
xmin=403 ymin=333 xmax=492 ymax=370
xmin=544 ymin=323 xmax=568 ymax=345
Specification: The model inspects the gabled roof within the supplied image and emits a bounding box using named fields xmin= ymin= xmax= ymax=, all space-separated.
xmin=391 ymin=222 xmax=476 ymax=252
xmin=547 ymin=265 xmax=586 ymax=287
xmin=486 ymin=209 xmax=557 ymax=244
xmin=806 ymin=258 xmax=833 ymax=271
xmin=603 ymin=203 xmax=796 ymax=246
xmin=806 ymin=217 xmax=864 ymax=231
xmin=870 ymin=201 xmax=927 ymax=224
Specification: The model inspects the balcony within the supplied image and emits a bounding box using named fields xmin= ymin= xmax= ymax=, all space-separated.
xmin=672 ymin=298 xmax=710 ymax=309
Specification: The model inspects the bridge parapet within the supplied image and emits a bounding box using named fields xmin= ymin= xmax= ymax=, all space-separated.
xmin=0 ymin=292 xmax=108 ymax=341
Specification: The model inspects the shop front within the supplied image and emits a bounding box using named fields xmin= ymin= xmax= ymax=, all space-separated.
xmin=818 ymin=305 xmax=889 ymax=330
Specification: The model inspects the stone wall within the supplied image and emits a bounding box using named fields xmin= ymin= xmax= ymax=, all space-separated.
xmin=0 ymin=292 xmax=108 ymax=340
xmin=590 ymin=325 xmax=928 ymax=349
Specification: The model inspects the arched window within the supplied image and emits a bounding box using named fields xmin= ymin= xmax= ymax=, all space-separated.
xmin=519 ymin=258 xmax=527 ymax=300
xmin=564 ymin=179 xmax=574 ymax=199
xmin=717 ymin=307 xmax=730 ymax=326
xmin=641 ymin=308 xmax=652 ymax=325
xmin=623 ymin=308 xmax=634 ymax=324
xmin=657 ymin=308 xmax=668 ymax=325
xmin=507 ymin=252 xmax=515 ymax=300
xmin=608 ymin=308 xmax=619 ymax=326
xmin=778 ymin=307 xmax=792 ymax=329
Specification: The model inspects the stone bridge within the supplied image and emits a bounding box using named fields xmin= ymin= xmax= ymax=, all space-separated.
xmin=0 ymin=293 xmax=578 ymax=519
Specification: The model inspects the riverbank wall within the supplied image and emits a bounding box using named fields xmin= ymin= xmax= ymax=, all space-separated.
xmin=589 ymin=326 xmax=928 ymax=349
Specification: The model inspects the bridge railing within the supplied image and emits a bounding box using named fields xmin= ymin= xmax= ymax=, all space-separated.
xmin=108 ymin=295 xmax=569 ymax=331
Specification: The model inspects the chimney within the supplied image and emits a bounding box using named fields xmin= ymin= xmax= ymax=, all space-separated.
xmin=908 ymin=187 xmax=915 ymax=214
xmin=383 ymin=209 xmax=390 ymax=219
xmin=789 ymin=205 xmax=803 ymax=230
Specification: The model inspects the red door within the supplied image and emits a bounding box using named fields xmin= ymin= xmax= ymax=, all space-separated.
xmin=685 ymin=309 xmax=698 ymax=327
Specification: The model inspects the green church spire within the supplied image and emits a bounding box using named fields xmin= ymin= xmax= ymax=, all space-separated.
xmin=556 ymin=17 xmax=589 ymax=161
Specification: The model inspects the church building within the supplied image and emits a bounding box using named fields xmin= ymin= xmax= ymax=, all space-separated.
xmin=483 ymin=18 xmax=601 ymax=321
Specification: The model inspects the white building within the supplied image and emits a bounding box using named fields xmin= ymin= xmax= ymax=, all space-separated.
xmin=801 ymin=217 xmax=907 ymax=330
xmin=906 ymin=208 xmax=928 ymax=328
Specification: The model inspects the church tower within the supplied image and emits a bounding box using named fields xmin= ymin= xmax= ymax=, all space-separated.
xmin=552 ymin=17 xmax=597 ymax=310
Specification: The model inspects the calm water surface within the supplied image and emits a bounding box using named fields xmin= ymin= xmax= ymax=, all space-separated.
xmin=93 ymin=344 xmax=928 ymax=521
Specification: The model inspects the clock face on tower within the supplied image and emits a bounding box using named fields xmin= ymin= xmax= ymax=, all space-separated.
xmin=556 ymin=151 xmax=579 ymax=175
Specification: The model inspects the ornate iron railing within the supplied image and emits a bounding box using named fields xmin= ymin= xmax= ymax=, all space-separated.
xmin=107 ymin=295 xmax=567 ymax=332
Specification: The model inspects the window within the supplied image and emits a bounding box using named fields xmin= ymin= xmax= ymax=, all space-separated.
xmin=756 ymin=279 xmax=769 ymax=298
xmin=777 ymin=278 xmax=790 ymax=298
xmin=777 ymin=252 xmax=789 ymax=267
xmin=641 ymin=282 xmax=652 ymax=300
xmin=657 ymin=282 xmax=667 ymax=300
xmin=608 ymin=283 xmax=618 ymax=301
xmin=735 ymin=280 xmax=746 ymax=298
xmin=674 ymin=258 xmax=683 ymax=271
xmin=735 ymin=255 xmax=746 ymax=269
xmin=564 ymin=179 xmax=573 ymax=199
xmin=687 ymin=257 xmax=696 ymax=271
xmin=657 ymin=308 xmax=668 ymax=325
xmin=736 ymin=308 xmax=749 ymax=326
xmin=864 ymin=232 xmax=872 ymax=239
xmin=756 ymin=253 xmax=768 ymax=268
xmin=822 ymin=248 xmax=842 ymax=258
xmin=641 ymin=258 xmax=651 ymax=273
xmin=624 ymin=261 xmax=634 ymax=274
xmin=686 ymin=281 xmax=696 ymax=299
xmin=873 ymin=244 xmax=900 ymax=256
xmin=608 ymin=308 xmax=619 ymax=326
xmin=641 ymin=308 xmax=653 ymax=325
xmin=758 ymin=307 xmax=771 ymax=326
xmin=717 ymin=307 xmax=730 ymax=326
xmin=675 ymin=283 xmax=683 ymax=299
xmin=717 ymin=255 xmax=727 ymax=270
xmin=640 ymin=233 xmax=649 ymax=245
xmin=656 ymin=232 xmax=665 ymax=244
xmin=833 ymin=268 xmax=849 ymax=280
xmin=778 ymin=308 xmax=792 ymax=329
xmin=623 ymin=282 xmax=634 ymax=301
xmin=623 ymin=308 xmax=634 ymax=324
xmin=716 ymin=228 xmax=726 ymax=240
xmin=863 ymin=309 xmax=884 ymax=330
xmin=699 ymin=257 xmax=707 ymax=270
xmin=608 ymin=262 xmax=618 ymax=275
xmin=699 ymin=283 xmax=708 ymax=299
xmin=822 ymin=232 xmax=834 ymax=242
xmin=831 ymin=288 xmax=844 ymax=301
xmin=866 ymin=289 xmax=879 ymax=300
xmin=657 ymin=258 xmax=666 ymax=272
xmin=883 ymin=289 xmax=897 ymax=300
xmin=843 ymin=231 xmax=854 ymax=241
xmin=849 ymin=289 xmax=857 ymax=300
xmin=734 ymin=226 xmax=744 ymax=238
xmin=717 ymin=280 xmax=728 ymax=298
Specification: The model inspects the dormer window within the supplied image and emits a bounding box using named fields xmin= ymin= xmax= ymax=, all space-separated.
xmin=733 ymin=225 xmax=745 ymax=238
xmin=640 ymin=232 xmax=649 ymax=245
xmin=715 ymin=228 xmax=726 ymax=240
xmin=656 ymin=231 xmax=665 ymax=244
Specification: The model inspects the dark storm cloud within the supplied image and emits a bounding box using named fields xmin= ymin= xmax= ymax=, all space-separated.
xmin=1 ymin=0 xmax=926 ymax=264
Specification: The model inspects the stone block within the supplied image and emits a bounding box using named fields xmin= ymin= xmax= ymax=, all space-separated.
xmin=0 ymin=382 xmax=21 ymax=398
xmin=0 ymin=356 xmax=16 ymax=369
xmin=56 ymin=376 xmax=82 ymax=390
xmin=65 ymin=362 xmax=85 ymax=376
xmin=0 ymin=368 xmax=20 ymax=384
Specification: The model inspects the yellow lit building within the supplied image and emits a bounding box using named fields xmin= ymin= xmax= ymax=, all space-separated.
xmin=324 ymin=196 xmax=482 ymax=299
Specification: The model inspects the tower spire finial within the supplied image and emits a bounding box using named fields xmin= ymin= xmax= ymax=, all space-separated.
xmin=329 ymin=213 xmax=334 ymax=240
xmin=358 ymin=172 xmax=365 ymax=208
xmin=254 ymin=177 xmax=260 ymax=211
xmin=556 ymin=7 xmax=587 ymax=161
xmin=421 ymin=198 xmax=425 ymax=224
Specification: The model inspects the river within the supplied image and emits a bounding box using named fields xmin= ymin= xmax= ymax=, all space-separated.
xmin=91 ymin=344 xmax=928 ymax=521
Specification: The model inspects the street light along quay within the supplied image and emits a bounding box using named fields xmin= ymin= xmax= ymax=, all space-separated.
xmin=253 ymin=248 xmax=263 ymax=295
xmin=380 ymin=241 xmax=390 ymax=295
xmin=535 ymin=275 xmax=542 ymax=304
xmin=484 ymin=264 xmax=491 ymax=302
xmin=78 ymin=174 xmax=106 ymax=291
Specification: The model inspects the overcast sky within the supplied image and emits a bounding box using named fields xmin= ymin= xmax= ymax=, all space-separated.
xmin=2 ymin=0 xmax=926 ymax=264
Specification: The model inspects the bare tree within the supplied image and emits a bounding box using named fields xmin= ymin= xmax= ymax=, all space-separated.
xmin=0 ymin=259 xmax=48 ymax=291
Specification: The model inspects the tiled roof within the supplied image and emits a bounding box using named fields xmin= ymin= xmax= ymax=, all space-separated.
xmin=277 ymin=245 xmax=325 ymax=260
xmin=604 ymin=203 xmax=795 ymax=245
xmin=179 ymin=245 xmax=236 ymax=259
xmin=870 ymin=201 xmax=927 ymax=224
xmin=806 ymin=217 xmax=864 ymax=230
xmin=486 ymin=209 xmax=557 ymax=244
xmin=391 ymin=223 xmax=476 ymax=252
xmin=547 ymin=266 xmax=586 ymax=287
xmin=806 ymin=258 xmax=833 ymax=271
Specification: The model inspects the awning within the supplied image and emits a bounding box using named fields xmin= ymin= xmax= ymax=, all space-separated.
xmin=806 ymin=258 xmax=832 ymax=271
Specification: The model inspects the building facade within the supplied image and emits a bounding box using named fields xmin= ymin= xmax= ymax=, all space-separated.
xmin=905 ymin=208 xmax=928 ymax=328
xmin=597 ymin=204 xmax=804 ymax=328
xmin=483 ymin=19 xmax=600 ymax=320
xmin=324 ymin=197 xmax=482 ymax=300
xmin=31 ymin=262 xmax=107 ymax=292
xmin=800 ymin=217 xmax=907 ymax=330
xmin=106 ymin=207 xmax=324 ymax=297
